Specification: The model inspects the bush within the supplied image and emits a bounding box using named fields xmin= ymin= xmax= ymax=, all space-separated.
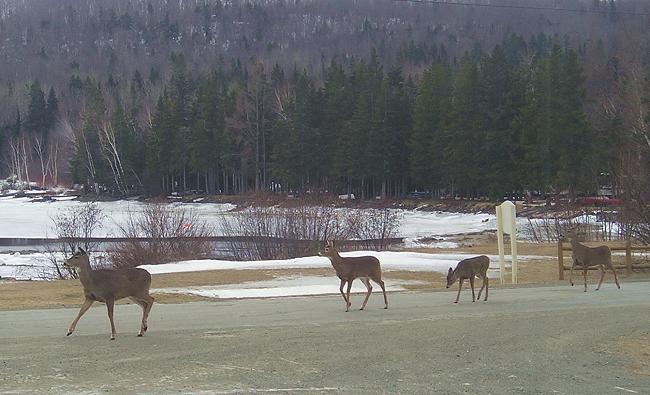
xmin=108 ymin=203 xmax=213 ymax=267
xmin=46 ymin=202 xmax=105 ymax=279
xmin=218 ymin=203 xmax=401 ymax=260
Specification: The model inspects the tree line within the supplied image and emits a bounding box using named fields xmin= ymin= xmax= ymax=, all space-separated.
xmin=1 ymin=34 xmax=627 ymax=200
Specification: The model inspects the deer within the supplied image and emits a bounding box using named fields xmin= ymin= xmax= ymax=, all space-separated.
xmin=560 ymin=231 xmax=621 ymax=292
xmin=319 ymin=240 xmax=388 ymax=312
xmin=63 ymin=248 xmax=155 ymax=340
xmin=446 ymin=255 xmax=490 ymax=303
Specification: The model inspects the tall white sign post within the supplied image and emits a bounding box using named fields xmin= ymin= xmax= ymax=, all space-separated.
xmin=496 ymin=200 xmax=518 ymax=284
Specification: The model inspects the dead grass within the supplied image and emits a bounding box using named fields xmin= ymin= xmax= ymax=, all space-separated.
xmin=618 ymin=334 xmax=650 ymax=376
xmin=599 ymin=333 xmax=650 ymax=377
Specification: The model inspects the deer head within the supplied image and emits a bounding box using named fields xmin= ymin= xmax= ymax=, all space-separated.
xmin=64 ymin=248 xmax=90 ymax=269
xmin=319 ymin=240 xmax=337 ymax=258
xmin=559 ymin=226 xmax=582 ymax=242
xmin=446 ymin=267 xmax=455 ymax=288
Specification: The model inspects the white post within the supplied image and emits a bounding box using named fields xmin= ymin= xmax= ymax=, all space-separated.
xmin=496 ymin=204 xmax=505 ymax=284
xmin=510 ymin=213 xmax=517 ymax=284
xmin=496 ymin=200 xmax=518 ymax=284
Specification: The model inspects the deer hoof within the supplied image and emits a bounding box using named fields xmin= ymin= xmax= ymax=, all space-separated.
xmin=110 ymin=337 xmax=115 ymax=341
xmin=66 ymin=331 xmax=72 ymax=336
xmin=384 ymin=306 xmax=388 ymax=309
xmin=137 ymin=333 xmax=143 ymax=337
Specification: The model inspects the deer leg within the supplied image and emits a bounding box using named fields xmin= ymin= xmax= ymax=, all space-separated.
xmin=67 ymin=298 xmax=94 ymax=336
xmin=583 ymin=267 xmax=588 ymax=292
xmin=339 ymin=278 xmax=349 ymax=307
xmin=483 ymin=277 xmax=489 ymax=301
xmin=375 ymin=279 xmax=388 ymax=309
xmin=469 ymin=276 xmax=476 ymax=302
xmin=106 ymin=299 xmax=117 ymax=340
xmin=477 ymin=275 xmax=486 ymax=300
xmin=455 ymin=279 xmax=464 ymax=304
xmin=130 ymin=296 xmax=153 ymax=336
xmin=360 ymin=278 xmax=372 ymax=311
xmin=610 ymin=262 xmax=621 ymax=289
xmin=569 ymin=260 xmax=576 ymax=286
xmin=141 ymin=295 xmax=154 ymax=334
xmin=345 ymin=280 xmax=353 ymax=312
xmin=596 ymin=265 xmax=606 ymax=291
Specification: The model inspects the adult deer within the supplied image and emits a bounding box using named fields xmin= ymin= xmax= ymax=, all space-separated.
xmin=64 ymin=248 xmax=154 ymax=340
xmin=561 ymin=232 xmax=621 ymax=292
xmin=319 ymin=241 xmax=388 ymax=312
xmin=446 ymin=255 xmax=490 ymax=303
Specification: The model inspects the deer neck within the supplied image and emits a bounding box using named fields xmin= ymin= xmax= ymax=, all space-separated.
xmin=75 ymin=261 xmax=95 ymax=288
xmin=327 ymin=251 xmax=346 ymax=271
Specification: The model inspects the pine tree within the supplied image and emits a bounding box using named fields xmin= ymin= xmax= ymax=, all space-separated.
xmin=25 ymin=81 xmax=49 ymax=135
xmin=409 ymin=61 xmax=452 ymax=194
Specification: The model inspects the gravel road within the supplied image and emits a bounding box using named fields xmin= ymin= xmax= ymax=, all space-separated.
xmin=1 ymin=282 xmax=649 ymax=394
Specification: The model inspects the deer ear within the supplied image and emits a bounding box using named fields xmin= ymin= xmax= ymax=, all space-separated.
xmin=79 ymin=247 xmax=87 ymax=255
xmin=448 ymin=267 xmax=453 ymax=273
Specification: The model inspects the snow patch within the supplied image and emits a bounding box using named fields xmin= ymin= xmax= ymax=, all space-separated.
xmin=153 ymin=276 xmax=423 ymax=299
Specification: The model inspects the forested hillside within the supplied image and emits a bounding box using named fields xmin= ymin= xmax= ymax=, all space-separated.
xmin=0 ymin=0 xmax=648 ymax=200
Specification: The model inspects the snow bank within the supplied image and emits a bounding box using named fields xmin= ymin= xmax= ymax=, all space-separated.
xmin=140 ymin=250 xmax=542 ymax=276
xmin=153 ymin=276 xmax=423 ymax=299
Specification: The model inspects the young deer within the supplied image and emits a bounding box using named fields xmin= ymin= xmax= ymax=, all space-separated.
xmin=319 ymin=241 xmax=388 ymax=312
xmin=446 ymin=255 xmax=490 ymax=303
xmin=64 ymin=248 xmax=155 ymax=340
xmin=561 ymin=233 xmax=621 ymax=292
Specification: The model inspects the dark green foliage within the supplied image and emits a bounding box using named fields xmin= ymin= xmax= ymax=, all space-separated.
xmin=25 ymin=81 xmax=50 ymax=135
xmin=15 ymin=35 xmax=605 ymax=199
xmin=135 ymin=38 xmax=602 ymax=198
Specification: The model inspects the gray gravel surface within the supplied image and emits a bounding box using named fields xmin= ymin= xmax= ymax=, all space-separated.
xmin=1 ymin=282 xmax=649 ymax=394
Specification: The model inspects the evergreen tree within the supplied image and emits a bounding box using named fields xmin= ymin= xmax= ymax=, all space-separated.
xmin=409 ymin=61 xmax=452 ymax=194
xmin=25 ymin=81 xmax=49 ymax=135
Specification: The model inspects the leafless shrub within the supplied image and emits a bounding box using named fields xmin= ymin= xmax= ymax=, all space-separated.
xmin=619 ymin=199 xmax=650 ymax=244
xmin=108 ymin=203 xmax=213 ymax=267
xmin=522 ymin=203 xmax=625 ymax=243
xmin=346 ymin=208 xmax=402 ymax=250
xmin=46 ymin=202 xmax=105 ymax=279
xmin=218 ymin=204 xmax=401 ymax=260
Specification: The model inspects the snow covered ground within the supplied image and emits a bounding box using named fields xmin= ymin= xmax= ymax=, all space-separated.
xmin=152 ymin=276 xmax=425 ymax=300
xmin=0 ymin=252 xmax=53 ymax=280
xmin=140 ymin=251 xmax=534 ymax=275
xmin=1 ymin=249 xmax=536 ymax=282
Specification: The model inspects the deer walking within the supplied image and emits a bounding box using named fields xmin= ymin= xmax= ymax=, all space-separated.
xmin=562 ymin=233 xmax=621 ymax=292
xmin=64 ymin=248 xmax=155 ymax=340
xmin=446 ymin=255 xmax=490 ymax=303
xmin=319 ymin=241 xmax=388 ymax=312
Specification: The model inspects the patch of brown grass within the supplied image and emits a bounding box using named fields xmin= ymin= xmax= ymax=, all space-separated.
xmin=599 ymin=333 xmax=650 ymax=376
xmin=618 ymin=334 xmax=650 ymax=376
